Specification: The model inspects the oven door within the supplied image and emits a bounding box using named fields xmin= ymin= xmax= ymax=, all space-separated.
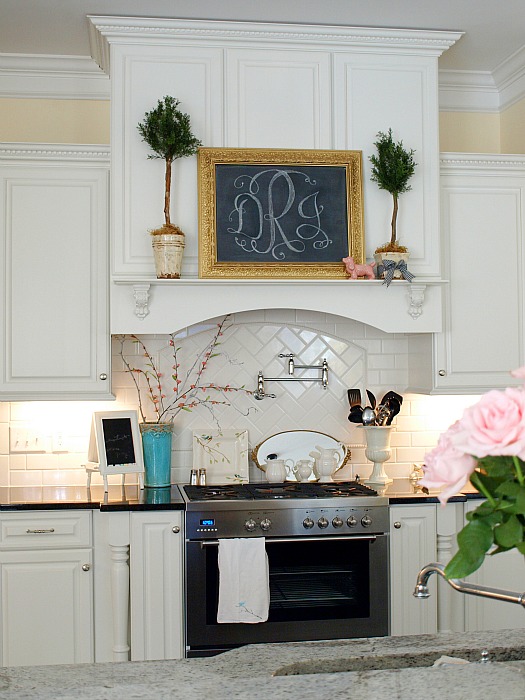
xmin=186 ymin=533 xmax=389 ymax=657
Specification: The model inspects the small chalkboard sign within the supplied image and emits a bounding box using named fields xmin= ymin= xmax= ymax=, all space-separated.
xmin=85 ymin=410 xmax=144 ymax=491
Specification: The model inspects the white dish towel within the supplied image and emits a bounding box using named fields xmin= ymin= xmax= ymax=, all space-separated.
xmin=217 ymin=537 xmax=270 ymax=624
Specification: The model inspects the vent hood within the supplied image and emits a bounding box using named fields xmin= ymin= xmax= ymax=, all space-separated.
xmin=88 ymin=16 xmax=459 ymax=336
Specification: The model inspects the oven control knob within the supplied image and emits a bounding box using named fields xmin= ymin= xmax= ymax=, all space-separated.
xmin=260 ymin=518 xmax=272 ymax=532
xmin=361 ymin=515 xmax=372 ymax=528
xmin=244 ymin=519 xmax=257 ymax=532
xmin=303 ymin=518 xmax=315 ymax=529
xmin=347 ymin=516 xmax=358 ymax=528
xmin=318 ymin=517 xmax=329 ymax=529
xmin=332 ymin=517 xmax=344 ymax=528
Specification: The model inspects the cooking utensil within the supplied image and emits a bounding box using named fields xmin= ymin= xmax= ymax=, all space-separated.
xmin=375 ymin=404 xmax=391 ymax=426
xmin=348 ymin=405 xmax=364 ymax=423
xmin=366 ymin=389 xmax=377 ymax=409
xmin=362 ymin=407 xmax=376 ymax=426
xmin=347 ymin=388 xmax=362 ymax=407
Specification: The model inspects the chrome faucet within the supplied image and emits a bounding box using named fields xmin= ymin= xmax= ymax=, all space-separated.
xmin=414 ymin=562 xmax=525 ymax=607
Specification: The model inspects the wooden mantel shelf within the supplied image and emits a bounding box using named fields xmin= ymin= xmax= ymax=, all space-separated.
xmin=111 ymin=278 xmax=447 ymax=335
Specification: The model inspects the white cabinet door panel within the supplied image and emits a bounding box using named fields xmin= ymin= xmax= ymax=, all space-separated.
xmin=0 ymin=150 xmax=110 ymax=399
xmin=225 ymin=49 xmax=331 ymax=149
xmin=0 ymin=548 xmax=93 ymax=666
xmin=434 ymin=157 xmax=525 ymax=392
xmin=390 ymin=504 xmax=437 ymax=636
xmin=130 ymin=511 xmax=184 ymax=661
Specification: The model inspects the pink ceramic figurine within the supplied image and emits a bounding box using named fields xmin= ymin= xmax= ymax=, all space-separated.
xmin=342 ymin=256 xmax=376 ymax=280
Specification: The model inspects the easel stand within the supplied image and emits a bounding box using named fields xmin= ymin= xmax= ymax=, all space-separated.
xmin=84 ymin=462 xmax=144 ymax=491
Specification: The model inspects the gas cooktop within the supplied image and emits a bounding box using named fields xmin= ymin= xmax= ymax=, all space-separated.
xmin=183 ymin=481 xmax=383 ymax=507
xmin=183 ymin=481 xmax=389 ymax=537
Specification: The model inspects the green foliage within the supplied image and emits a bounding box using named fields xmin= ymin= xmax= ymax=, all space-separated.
xmin=369 ymin=129 xmax=416 ymax=197
xmin=444 ymin=456 xmax=525 ymax=579
xmin=137 ymin=95 xmax=202 ymax=162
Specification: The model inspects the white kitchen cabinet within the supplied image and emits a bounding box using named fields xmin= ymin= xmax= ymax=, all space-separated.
xmin=0 ymin=144 xmax=111 ymax=400
xmin=414 ymin=155 xmax=525 ymax=393
xmin=462 ymin=501 xmax=525 ymax=632
xmin=130 ymin=510 xmax=184 ymax=661
xmin=0 ymin=510 xmax=93 ymax=666
xmin=390 ymin=504 xmax=437 ymax=636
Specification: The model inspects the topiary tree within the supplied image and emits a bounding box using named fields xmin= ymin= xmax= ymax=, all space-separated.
xmin=137 ymin=95 xmax=202 ymax=235
xmin=369 ymin=129 xmax=416 ymax=252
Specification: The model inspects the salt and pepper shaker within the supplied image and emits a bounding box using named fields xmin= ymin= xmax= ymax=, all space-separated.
xmin=190 ymin=469 xmax=198 ymax=486
xmin=198 ymin=468 xmax=207 ymax=486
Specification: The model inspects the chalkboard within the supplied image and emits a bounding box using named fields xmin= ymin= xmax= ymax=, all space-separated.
xmin=88 ymin=410 xmax=144 ymax=477
xmin=101 ymin=417 xmax=136 ymax=466
xmin=215 ymin=164 xmax=349 ymax=264
xmin=198 ymin=148 xmax=365 ymax=279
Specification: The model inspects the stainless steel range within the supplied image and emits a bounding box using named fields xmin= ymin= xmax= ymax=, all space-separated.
xmin=183 ymin=481 xmax=390 ymax=657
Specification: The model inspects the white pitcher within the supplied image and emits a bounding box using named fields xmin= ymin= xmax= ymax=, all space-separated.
xmin=295 ymin=459 xmax=314 ymax=482
xmin=265 ymin=458 xmax=293 ymax=482
xmin=314 ymin=445 xmax=343 ymax=482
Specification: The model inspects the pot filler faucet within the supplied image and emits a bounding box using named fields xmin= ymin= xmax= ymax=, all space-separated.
xmin=414 ymin=562 xmax=525 ymax=608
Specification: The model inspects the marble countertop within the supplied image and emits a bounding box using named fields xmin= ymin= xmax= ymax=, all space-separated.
xmin=1 ymin=630 xmax=524 ymax=699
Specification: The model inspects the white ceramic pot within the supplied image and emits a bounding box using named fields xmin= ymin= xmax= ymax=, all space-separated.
xmin=363 ymin=425 xmax=393 ymax=484
xmin=152 ymin=233 xmax=185 ymax=279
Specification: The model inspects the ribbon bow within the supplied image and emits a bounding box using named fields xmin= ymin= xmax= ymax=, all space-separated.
xmin=381 ymin=259 xmax=415 ymax=287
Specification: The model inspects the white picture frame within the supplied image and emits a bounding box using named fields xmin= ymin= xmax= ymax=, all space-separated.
xmin=86 ymin=410 xmax=144 ymax=490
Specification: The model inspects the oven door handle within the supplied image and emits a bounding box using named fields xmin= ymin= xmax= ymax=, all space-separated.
xmin=198 ymin=534 xmax=378 ymax=547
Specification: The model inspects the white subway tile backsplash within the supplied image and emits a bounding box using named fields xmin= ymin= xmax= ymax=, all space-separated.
xmin=0 ymin=403 xmax=9 ymax=422
xmin=10 ymin=470 xmax=43 ymax=487
xmin=0 ymin=424 xmax=8 ymax=455
xmin=0 ymin=456 xmax=8 ymax=486
xmin=0 ymin=312 xmax=485 ymax=484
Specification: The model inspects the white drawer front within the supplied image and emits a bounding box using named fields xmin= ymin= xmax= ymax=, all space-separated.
xmin=0 ymin=511 xmax=92 ymax=548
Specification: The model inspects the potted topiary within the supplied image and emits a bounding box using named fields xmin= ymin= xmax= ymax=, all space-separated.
xmin=137 ymin=95 xmax=202 ymax=278
xmin=369 ymin=129 xmax=416 ymax=279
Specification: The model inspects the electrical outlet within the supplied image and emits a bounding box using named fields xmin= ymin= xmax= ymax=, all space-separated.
xmin=52 ymin=432 xmax=67 ymax=452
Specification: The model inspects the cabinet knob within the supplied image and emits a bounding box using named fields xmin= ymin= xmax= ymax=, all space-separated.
xmin=393 ymin=521 xmax=401 ymax=529
xmin=172 ymin=526 xmax=180 ymax=534
xmin=438 ymin=369 xmax=446 ymax=377
xmin=82 ymin=564 xmax=91 ymax=572
xmin=99 ymin=373 xmax=108 ymax=380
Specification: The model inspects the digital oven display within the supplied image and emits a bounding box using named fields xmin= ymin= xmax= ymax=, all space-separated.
xmin=200 ymin=519 xmax=215 ymax=527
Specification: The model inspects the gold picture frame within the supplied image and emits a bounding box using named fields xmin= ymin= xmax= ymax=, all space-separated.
xmin=198 ymin=147 xmax=364 ymax=279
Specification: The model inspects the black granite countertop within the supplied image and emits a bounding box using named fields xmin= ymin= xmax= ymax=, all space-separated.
xmin=0 ymin=484 xmax=185 ymax=511
xmin=0 ymin=479 xmax=482 ymax=511
xmin=380 ymin=478 xmax=482 ymax=504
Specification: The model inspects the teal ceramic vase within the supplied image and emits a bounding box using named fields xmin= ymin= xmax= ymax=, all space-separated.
xmin=139 ymin=422 xmax=173 ymax=488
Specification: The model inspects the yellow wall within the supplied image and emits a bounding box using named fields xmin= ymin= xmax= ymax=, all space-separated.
xmin=0 ymin=98 xmax=109 ymax=144
xmin=501 ymin=98 xmax=525 ymax=154
xmin=0 ymin=96 xmax=524 ymax=155
xmin=439 ymin=112 xmax=501 ymax=153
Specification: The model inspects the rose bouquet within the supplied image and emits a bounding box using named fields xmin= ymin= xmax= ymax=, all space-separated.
xmin=421 ymin=367 xmax=525 ymax=579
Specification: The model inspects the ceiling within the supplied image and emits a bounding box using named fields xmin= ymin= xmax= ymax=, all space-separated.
xmin=1 ymin=0 xmax=525 ymax=73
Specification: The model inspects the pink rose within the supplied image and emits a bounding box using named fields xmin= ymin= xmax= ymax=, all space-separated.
xmin=511 ymin=366 xmax=525 ymax=380
xmin=452 ymin=388 xmax=525 ymax=460
xmin=421 ymin=422 xmax=476 ymax=504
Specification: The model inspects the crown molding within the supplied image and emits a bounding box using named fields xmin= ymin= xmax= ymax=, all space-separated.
xmin=0 ymin=142 xmax=110 ymax=163
xmin=87 ymin=15 xmax=462 ymax=75
xmin=493 ymin=44 xmax=525 ymax=110
xmin=439 ymin=70 xmax=500 ymax=112
xmin=439 ymin=43 xmax=525 ymax=113
xmin=0 ymin=54 xmax=109 ymax=100
xmin=440 ymin=152 xmax=525 ymax=172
